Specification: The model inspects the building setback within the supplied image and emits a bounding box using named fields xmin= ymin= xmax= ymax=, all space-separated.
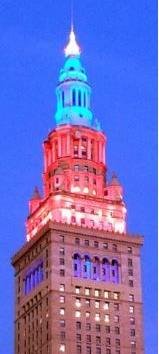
xmin=12 ymin=28 xmax=144 ymax=354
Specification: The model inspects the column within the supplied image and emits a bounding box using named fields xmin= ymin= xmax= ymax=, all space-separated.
xmin=67 ymin=133 xmax=71 ymax=155
xmin=87 ymin=138 xmax=91 ymax=159
xmin=58 ymin=135 xmax=62 ymax=158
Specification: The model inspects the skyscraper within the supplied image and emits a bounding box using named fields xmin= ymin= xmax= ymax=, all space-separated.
xmin=12 ymin=28 xmax=144 ymax=354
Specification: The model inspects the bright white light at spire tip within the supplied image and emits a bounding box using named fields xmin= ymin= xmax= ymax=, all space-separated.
xmin=64 ymin=28 xmax=81 ymax=57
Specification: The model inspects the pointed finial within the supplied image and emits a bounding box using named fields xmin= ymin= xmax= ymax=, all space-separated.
xmin=64 ymin=28 xmax=81 ymax=57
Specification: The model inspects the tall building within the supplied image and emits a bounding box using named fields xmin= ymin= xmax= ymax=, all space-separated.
xmin=12 ymin=28 xmax=144 ymax=354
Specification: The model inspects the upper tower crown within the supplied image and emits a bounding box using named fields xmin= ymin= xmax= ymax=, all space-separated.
xmin=55 ymin=28 xmax=101 ymax=131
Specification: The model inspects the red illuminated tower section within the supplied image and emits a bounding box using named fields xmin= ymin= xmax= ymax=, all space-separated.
xmin=12 ymin=28 xmax=144 ymax=354
xmin=27 ymin=29 xmax=126 ymax=241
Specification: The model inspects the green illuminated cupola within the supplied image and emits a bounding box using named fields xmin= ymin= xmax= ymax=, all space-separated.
xmin=55 ymin=28 xmax=101 ymax=130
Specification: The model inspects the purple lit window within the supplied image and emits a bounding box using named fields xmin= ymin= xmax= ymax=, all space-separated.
xmin=83 ymin=255 xmax=91 ymax=279
xmin=111 ymin=260 xmax=119 ymax=283
xmin=73 ymin=253 xmax=81 ymax=277
xmin=102 ymin=258 xmax=110 ymax=282
xmin=92 ymin=257 xmax=100 ymax=280
xmin=24 ymin=261 xmax=43 ymax=295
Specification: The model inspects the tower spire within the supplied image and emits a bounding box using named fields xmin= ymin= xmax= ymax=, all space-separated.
xmin=64 ymin=27 xmax=81 ymax=57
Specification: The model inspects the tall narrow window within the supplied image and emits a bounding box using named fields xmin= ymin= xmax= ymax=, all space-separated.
xmin=102 ymin=258 xmax=110 ymax=282
xmin=73 ymin=253 xmax=81 ymax=277
xmin=62 ymin=91 xmax=65 ymax=107
xmin=78 ymin=91 xmax=81 ymax=106
xmin=84 ymin=92 xmax=86 ymax=107
xmin=111 ymin=260 xmax=119 ymax=283
xmin=72 ymin=89 xmax=76 ymax=105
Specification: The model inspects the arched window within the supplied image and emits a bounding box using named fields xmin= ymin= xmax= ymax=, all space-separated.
xmin=73 ymin=253 xmax=81 ymax=277
xmin=62 ymin=91 xmax=65 ymax=107
xmin=78 ymin=90 xmax=81 ymax=106
xmin=84 ymin=92 xmax=86 ymax=107
xmin=83 ymin=255 xmax=91 ymax=278
xmin=72 ymin=89 xmax=76 ymax=105
xmin=92 ymin=257 xmax=100 ymax=280
xmin=111 ymin=260 xmax=119 ymax=283
xmin=102 ymin=258 xmax=110 ymax=282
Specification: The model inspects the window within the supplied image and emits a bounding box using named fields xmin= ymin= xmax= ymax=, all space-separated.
xmin=85 ymin=299 xmax=90 ymax=307
xmin=131 ymin=340 xmax=136 ymax=349
xmin=104 ymin=314 xmax=110 ymax=323
xmin=86 ymin=335 xmax=91 ymax=343
xmin=78 ymin=91 xmax=81 ymax=106
xmin=86 ymin=347 xmax=91 ymax=354
xmin=86 ymin=312 xmax=90 ymax=318
xmin=74 ymin=165 xmax=79 ymax=172
xmin=95 ymin=301 xmax=100 ymax=309
xmin=129 ymin=294 xmax=134 ymax=302
xmin=93 ymin=168 xmax=96 ymax=174
xmin=95 ymin=313 xmax=100 ymax=321
xmin=60 ymin=331 xmax=65 ymax=340
xmin=113 ymin=292 xmax=120 ymax=300
xmin=75 ymin=298 xmax=81 ymax=308
xmin=113 ymin=244 xmax=117 ymax=251
xmin=93 ymin=178 xmax=96 ymax=185
xmin=60 ymin=258 xmax=65 ymax=265
xmin=114 ymin=303 xmax=119 ymax=311
xmin=60 ymin=320 xmax=65 ymax=327
xmin=105 ymin=325 xmax=110 ymax=333
xmin=128 ymin=247 xmax=132 ymax=254
xmin=129 ymin=306 xmax=134 ymax=314
xmin=106 ymin=337 xmax=111 ymax=345
xmin=75 ymin=311 xmax=81 ymax=318
xmin=71 ymin=215 xmax=76 ymax=224
xmin=96 ymin=347 xmax=101 ymax=354
xmin=85 ymin=176 xmax=89 ymax=183
xmin=129 ymin=280 xmax=134 ymax=287
xmin=60 ymin=247 xmax=65 ymax=256
xmin=77 ymin=345 xmax=81 ymax=354
xmin=86 ymin=323 xmax=91 ymax=331
xmin=94 ymin=241 xmax=99 ymax=248
xmin=96 ymin=336 xmax=101 ymax=345
xmin=85 ymin=239 xmax=89 ymax=246
xmin=95 ymin=289 xmax=100 ymax=297
xmin=60 ymin=269 xmax=65 ymax=277
xmin=128 ymin=269 xmax=133 ymax=276
xmin=103 ymin=243 xmax=108 ymax=249
xmin=130 ymin=317 xmax=135 ymax=325
xmin=81 ymin=218 xmax=85 ymax=225
xmin=115 ymin=326 xmax=120 ymax=335
xmin=60 ymin=235 xmax=65 ymax=243
xmin=128 ymin=258 xmax=133 ymax=267
xmin=75 ymin=287 xmax=81 ymax=294
xmin=104 ymin=291 xmax=109 ymax=299
xmin=60 ymin=308 xmax=65 ymax=316
xmin=59 ymin=344 xmax=65 ymax=352
xmin=116 ymin=339 xmax=120 ymax=347
xmin=76 ymin=321 xmax=81 ymax=330
xmin=76 ymin=333 xmax=81 ymax=342
xmin=72 ymin=89 xmax=76 ymax=105
xmin=114 ymin=315 xmax=119 ymax=323
xmin=96 ymin=324 xmax=101 ymax=332
xmin=130 ymin=329 xmax=135 ymax=336
xmin=60 ymin=296 xmax=65 ymax=303
xmin=74 ymin=176 xmax=80 ymax=182
xmin=84 ymin=165 xmax=89 ymax=171
xmin=103 ymin=302 xmax=109 ymax=310
xmin=75 ymin=238 xmax=80 ymax=245
xmin=85 ymin=288 xmax=90 ymax=296
xmin=106 ymin=350 xmax=111 ymax=354
xmin=62 ymin=92 xmax=65 ymax=107
xmin=59 ymin=284 xmax=65 ymax=292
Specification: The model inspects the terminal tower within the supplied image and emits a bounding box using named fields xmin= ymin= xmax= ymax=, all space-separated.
xmin=12 ymin=28 xmax=144 ymax=354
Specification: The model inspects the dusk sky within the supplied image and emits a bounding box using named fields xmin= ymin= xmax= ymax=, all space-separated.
xmin=0 ymin=1 xmax=157 ymax=353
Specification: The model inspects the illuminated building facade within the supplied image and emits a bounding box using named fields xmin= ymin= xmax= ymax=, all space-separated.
xmin=12 ymin=29 xmax=144 ymax=354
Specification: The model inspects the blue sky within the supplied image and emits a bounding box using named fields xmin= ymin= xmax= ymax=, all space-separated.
xmin=0 ymin=1 xmax=157 ymax=353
